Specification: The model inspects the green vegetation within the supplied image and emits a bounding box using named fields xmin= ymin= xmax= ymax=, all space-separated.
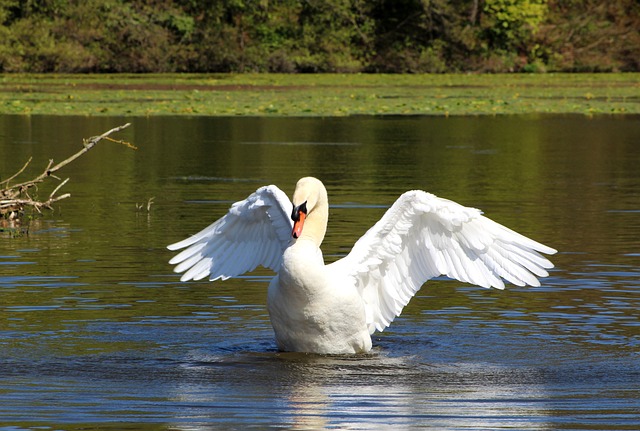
xmin=1 ymin=73 xmax=638 ymax=116
xmin=0 ymin=0 xmax=638 ymax=74
xmin=2 ymin=1 xmax=637 ymax=116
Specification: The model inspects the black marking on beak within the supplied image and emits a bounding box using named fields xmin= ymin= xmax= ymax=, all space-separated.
xmin=291 ymin=201 xmax=307 ymax=221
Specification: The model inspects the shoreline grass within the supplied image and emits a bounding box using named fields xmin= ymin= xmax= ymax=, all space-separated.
xmin=1 ymin=73 xmax=639 ymax=116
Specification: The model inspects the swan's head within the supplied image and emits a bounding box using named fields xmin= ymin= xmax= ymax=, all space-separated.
xmin=291 ymin=177 xmax=327 ymax=240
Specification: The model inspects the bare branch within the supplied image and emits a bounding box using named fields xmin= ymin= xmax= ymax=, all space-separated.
xmin=49 ymin=177 xmax=70 ymax=199
xmin=1 ymin=123 xmax=133 ymax=220
xmin=1 ymin=157 xmax=32 ymax=187
xmin=47 ymin=123 xmax=133 ymax=176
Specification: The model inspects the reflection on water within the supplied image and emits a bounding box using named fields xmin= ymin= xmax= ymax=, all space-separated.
xmin=171 ymin=353 xmax=555 ymax=430
xmin=1 ymin=115 xmax=639 ymax=429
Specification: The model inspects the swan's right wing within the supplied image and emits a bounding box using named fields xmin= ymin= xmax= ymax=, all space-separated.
xmin=168 ymin=185 xmax=293 ymax=282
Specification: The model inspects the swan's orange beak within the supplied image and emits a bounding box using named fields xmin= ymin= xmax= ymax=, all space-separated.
xmin=292 ymin=211 xmax=306 ymax=238
xmin=291 ymin=201 xmax=308 ymax=239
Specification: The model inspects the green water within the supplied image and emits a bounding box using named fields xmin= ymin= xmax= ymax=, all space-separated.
xmin=1 ymin=115 xmax=639 ymax=429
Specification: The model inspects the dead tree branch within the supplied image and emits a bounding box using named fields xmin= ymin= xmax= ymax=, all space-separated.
xmin=1 ymin=123 xmax=133 ymax=220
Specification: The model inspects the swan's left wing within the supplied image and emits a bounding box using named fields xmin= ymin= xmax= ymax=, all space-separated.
xmin=168 ymin=185 xmax=293 ymax=282
xmin=328 ymin=190 xmax=556 ymax=333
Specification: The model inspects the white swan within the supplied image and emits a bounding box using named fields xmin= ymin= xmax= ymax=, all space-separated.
xmin=168 ymin=177 xmax=556 ymax=354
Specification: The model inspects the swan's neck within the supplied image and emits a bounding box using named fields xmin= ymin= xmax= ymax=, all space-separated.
xmin=299 ymin=198 xmax=328 ymax=247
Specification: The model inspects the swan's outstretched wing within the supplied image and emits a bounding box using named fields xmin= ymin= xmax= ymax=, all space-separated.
xmin=168 ymin=185 xmax=293 ymax=282
xmin=329 ymin=190 xmax=556 ymax=333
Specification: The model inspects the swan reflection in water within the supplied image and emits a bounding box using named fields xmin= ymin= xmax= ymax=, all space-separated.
xmin=169 ymin=351 xmax=552 ymax=430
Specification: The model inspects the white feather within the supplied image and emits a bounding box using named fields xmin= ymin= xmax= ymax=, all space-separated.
xmin=167 ymin=185 xmax=293 ymax=282
xmin=168 ymin=179 xmax=557 ymax=354
xmin=328 ymin=190 xmax=556 ymax=333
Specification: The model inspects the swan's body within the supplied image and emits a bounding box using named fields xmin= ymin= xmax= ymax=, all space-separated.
xmin=168 ymin=177 xmax=556 ymax=354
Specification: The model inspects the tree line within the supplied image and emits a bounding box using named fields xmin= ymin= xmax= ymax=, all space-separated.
xmin=1 ymin=0 xmax=638 ymax=74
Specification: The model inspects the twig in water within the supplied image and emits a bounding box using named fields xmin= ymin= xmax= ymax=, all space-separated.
xmin=1 ymin=123 xmax=133 ymax=220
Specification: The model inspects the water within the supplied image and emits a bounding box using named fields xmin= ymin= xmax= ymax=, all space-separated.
xmin=1 ymin=115 xmax=639 ymax=430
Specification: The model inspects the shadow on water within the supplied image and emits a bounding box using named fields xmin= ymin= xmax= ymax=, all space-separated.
xmin=1 ymin=114 xmax=640 ymax=429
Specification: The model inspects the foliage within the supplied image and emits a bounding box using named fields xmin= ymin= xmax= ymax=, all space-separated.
xmin=536 ymin=0 xmax=640 ymax=72
xmin=482 ymin=0 xmax=547 ymax=51
xmin=0 ymin=0 xmax=638 ymax=73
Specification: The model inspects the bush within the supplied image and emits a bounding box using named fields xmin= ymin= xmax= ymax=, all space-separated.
xmin=0 ymin=0 xmax=638 ymax=73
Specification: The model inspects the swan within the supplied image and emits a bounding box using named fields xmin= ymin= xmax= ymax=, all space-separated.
xmin=168 ymin=177 xmax=556 ymax=354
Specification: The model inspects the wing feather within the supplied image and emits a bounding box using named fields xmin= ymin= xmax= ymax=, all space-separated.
xmin=330 ymin=190 xmax=556 ymax=333
xmin=168 ymin=185 xmax=293 ymax=282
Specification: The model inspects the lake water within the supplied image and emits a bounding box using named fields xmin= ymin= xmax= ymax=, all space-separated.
xmin=1 ymin=114 xmax=639 ymax=430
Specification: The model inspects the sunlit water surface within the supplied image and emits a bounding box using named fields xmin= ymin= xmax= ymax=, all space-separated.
xmin=1 ymin=115 xmax=639 ymax=430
